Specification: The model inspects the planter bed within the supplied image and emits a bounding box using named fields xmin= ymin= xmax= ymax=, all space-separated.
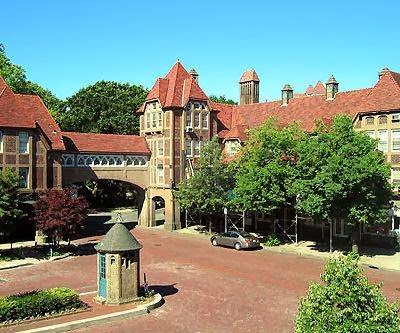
xmin=0 ymin=287 xmax=89 ymax=326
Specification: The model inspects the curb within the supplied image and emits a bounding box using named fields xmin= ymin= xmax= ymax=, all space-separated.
xmin=18 ymin=293 xmax=164 ymax=333
xmin=0 ymin=262 xmax=34 ymax=271
xmin=0 ymin=254 xmax=71 ymax=271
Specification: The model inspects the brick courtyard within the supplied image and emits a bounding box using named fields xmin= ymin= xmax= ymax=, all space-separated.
xmin=1 ymin=227 xmax=399 ymax=332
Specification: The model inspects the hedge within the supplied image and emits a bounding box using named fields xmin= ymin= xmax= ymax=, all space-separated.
xmin=0 ymin=287 xmax=86 ymax=323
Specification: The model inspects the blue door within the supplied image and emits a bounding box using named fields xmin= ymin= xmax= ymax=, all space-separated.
xmin=99 ymin=254 xmax=107 ymax=298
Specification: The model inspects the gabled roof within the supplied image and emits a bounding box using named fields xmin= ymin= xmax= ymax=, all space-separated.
xmin=239 ymin=70 xmax=260 ymax=83
xmin=223 ymin=125 xmax=248 ymax=142
xmin=216 ymin=69 xmax=400 ymax=140
xmin=95 ymin=222 xmax=142 ymax=252
xmin=0 ymin=76 xmax=65 ymax=150
xmin=138 ymin=62 xmax=208 ymax=111
xmin=62 ymin=131 xmax=151 ymax=155
xmin=305 ymin=81 xmax=326 ymax=96
xmin=0 ymin=77 xmax=35 ymax=128
xmin=16 ymin=94 xmax=65 ymax=150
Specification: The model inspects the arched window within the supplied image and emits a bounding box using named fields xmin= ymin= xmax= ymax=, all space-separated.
xmin=365 ymin=116 xmax=374 ymax=125
xmin=378 ymin=115 xmax=388 ymax=125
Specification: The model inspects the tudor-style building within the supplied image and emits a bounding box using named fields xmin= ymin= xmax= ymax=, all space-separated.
xmin=0 ymin=77 xmax=64 ymax=193
xmin=137 ymin=63 xmax=400 ymax=235
xmin=1 ymin=62 xmax=400 ymax=238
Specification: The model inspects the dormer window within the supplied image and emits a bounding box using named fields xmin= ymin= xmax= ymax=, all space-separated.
xmin=365 ymin=117 xmax=374 ymax=125
xmin=227 ymin=140 xmax=240 ymax=156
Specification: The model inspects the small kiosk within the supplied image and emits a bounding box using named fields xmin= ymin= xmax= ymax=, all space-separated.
xmin=94 ymin=222 xmax=142 ymax=305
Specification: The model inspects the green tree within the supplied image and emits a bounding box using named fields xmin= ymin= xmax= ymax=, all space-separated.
xmin=59 ymin=81 xmax=148 ymax=135
xmin=234 ymin=118 xmax=306 ymax=213
xmin=293 ymin=115 xmax=392 ymax=238
xmin=209 ymin=94 xmax=238 ymax=105
xmin=0 ymin=168 xmax=24 ymax=241
xmin=295 ymin=253 xmax=400 ymax=332
xmin=175 ymin=136 xmax=235 ymax=215
xmin=0 ymin=44 xmax=62 ymax=116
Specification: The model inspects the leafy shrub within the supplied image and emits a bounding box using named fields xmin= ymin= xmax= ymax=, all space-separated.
xmin=264 ymin=234 xmax=281 ymax=247
xmin=295 ymin=252 xmax=400 ymax=332
xmin=0 ymin=287 xmax=86 ymax=323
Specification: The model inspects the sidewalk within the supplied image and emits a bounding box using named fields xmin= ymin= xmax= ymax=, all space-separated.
xmin=177 ymin=226 xmax=400 ymax=272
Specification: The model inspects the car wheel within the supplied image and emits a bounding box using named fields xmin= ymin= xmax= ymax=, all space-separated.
xmin=234 ymin=242 xmax=241 ymax=251
xmin=212 ymin=238 xmax=218 ymax=246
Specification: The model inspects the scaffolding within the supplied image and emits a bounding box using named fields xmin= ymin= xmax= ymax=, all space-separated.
xmin=224 ymin=209 xmax=246 ymax=232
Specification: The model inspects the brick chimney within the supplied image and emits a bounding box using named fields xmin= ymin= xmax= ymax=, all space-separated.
xmin=189 ymin=68 xmax=199 ymax=83
xmin=281 ymin=84 xmax=293 ymax=106
xmin=326 ymin=75 xmax=338 ymax=100
xmin=239 ymin=70 xmax=260 ymax=105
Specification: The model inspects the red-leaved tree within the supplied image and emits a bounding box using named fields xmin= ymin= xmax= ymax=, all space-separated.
xmin=34 ymin=188 xmax=88 ymax=245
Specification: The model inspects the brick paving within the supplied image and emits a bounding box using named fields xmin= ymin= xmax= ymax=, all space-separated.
xmin=0 ymin=227 xmax=399 ymax=333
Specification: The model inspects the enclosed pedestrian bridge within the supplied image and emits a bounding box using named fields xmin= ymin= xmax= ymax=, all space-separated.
xmin=61 ymin=132 xmax=151 ymax=189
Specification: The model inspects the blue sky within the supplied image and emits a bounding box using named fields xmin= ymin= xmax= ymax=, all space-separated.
xmin=2 ymin=0 xmax=400 ymax=102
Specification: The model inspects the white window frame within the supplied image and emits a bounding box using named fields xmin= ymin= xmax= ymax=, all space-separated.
xmin=202 ymin=112 xmax=209 ymax=129
xmin=146 ymin=113 xmax=151 ymax=129
xmin=392 ymin=113 xmax=400 ymax=123
xmin=392 ymin=130 xmax=400 ymax=151
xmin=186 ymin=140 xmax=192 ymax=157
xmin=19 ymin=167 xmax=29 ymax=188
xmin=157 ymin=139 xmax=164 ymax=156
xmin=156 ymin=164 xmax=164 ymax=185
xmin=157 ymin=110 xmax=163 ymax=128
xmin=228 ymin=140 xmax=240 ymax=156
xmin=151 ymin=111 xmax=157 ymax=128
xmin=0 ymin=130 xmax=3 ymax=153
xmin=19 ymin=132 xmax=29 ymax=154
xmin=186 ymin=110 xmax=192 ymax=127
xmin=193 ymin=140 xmax=200 ymax=156
xmin=378 ymin=130 xmax=388 ymax=152
xmin=194 ymin=111 xmax=201 ymax=129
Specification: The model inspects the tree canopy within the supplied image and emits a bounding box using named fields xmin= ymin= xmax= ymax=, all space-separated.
xmin=175 ymin=136 xmax=235 ymax=214
xmin=0 ymin=168 xmax=24 ymax=239
xmin=234 ymin=118 xmax=306 ymax=213
xmin=58 ymin=81 xmax=148 ymax=135
xmin=295 ymin=253 xmax=400 ymax=332
xmin=34 ymin=188 xmax=88 ymax=245
xmin=209 ymin=94 xmax=238 ymax=105
xmin=0 ymin=43 xmax=62 ymax=116
xmin=293 ymin=115 xmax=392 ymax=227
xmin=234 ymin=115 xmax=392 ymax=230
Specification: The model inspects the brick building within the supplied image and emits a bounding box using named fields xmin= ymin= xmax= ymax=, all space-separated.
xmin=1 ymin=63 xmax=400 ymax=239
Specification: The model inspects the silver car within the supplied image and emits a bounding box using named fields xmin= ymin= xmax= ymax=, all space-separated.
xmin=210 ymin=231 xmax=260 ymax=250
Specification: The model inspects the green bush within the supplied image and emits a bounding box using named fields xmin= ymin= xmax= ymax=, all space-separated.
xmin=0 ymin=287 xmax=86 ymax=323
xmin=295 ymin=253 xmax=400 ymax=333
xmin=264 ymin=234 xmax=281 ymax=247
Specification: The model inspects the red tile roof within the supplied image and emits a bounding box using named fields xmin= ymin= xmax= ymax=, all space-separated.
xmin=239 ymin=70 xmax=260 ymax=83
xmin=62 ymin=132 xmax=151 ymax=155
xmin=222 ymin=125 xmax=248 ymax=142
xmin=139 ymin=62 xmax=208 ymax=111
xmin=16 ymin=94 xmax=65 ymax=150
xmin=0 ymin=76 xmax=65 ymax=150
xmin=0 ymin=77 xmax=35 ymax=128
xmin=217 ymin=69 xmax=400 ymax=140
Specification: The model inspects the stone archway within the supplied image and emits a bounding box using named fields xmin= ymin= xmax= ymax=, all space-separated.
xmin=151 ymin=196 xmax=165 ymax=226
